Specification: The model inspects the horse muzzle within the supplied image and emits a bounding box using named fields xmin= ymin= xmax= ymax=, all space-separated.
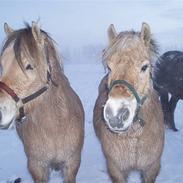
xmin=103 ymin=97 xmax=136 ymax=132
xmin=0 ymin=96 xmax=17 ymax=129
xmin=103 ymin=80 xmax=147 ymax=133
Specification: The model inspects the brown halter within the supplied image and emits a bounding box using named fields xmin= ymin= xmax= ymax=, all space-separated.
xmin=0 ymin=81 xmax=48 ymax=122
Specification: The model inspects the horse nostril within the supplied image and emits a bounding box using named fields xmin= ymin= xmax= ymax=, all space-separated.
xmin=109 ymin=117 xmax=123 ymax=128
xmin=119 ymin=108 xmax=130 ymax=122
xmin=104 ymin=106 xmax=113 ymax=120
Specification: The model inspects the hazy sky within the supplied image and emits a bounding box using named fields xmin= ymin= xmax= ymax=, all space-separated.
xmin=0 ymin=1 xmax=183 ymax=59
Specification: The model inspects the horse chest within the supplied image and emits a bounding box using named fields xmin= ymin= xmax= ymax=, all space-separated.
xmin=103 ymin=135 xmax=139 ymax=168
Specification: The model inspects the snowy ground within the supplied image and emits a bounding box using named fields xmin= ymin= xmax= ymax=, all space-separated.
xmin=0 ymin=1 xmax=183 ymax=183
xmin=1 ymin=64 xmax=183 ymax=183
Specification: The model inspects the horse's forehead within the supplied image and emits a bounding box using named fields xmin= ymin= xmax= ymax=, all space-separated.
xmin=110 ymin=49 xmax=147 ymax=68
xmin=108 ymin=35 xmax=148 ymax=62
xmin=119 ymin=38 xmax=145 ymax=54
xmin=0 ymin=45 xmax=17 ymax=77
xmin=117 ymin=61 xmax=139 ymax=76
xmin=123 ymin=50 xmax=147 ymax=64
xmin=120 ymin=35 xmax=140 ymax=46
xmin=1 ymin=43 xmax=15 ymax=63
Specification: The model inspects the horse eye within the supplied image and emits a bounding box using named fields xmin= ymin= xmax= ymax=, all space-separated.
xmin=25 ymin=64 xmax=33 ymax=70
xmin=141 ymin=64 xmax=148 ymax=72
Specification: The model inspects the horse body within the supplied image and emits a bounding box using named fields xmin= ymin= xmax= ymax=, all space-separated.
xmin=16 ymin=71 xmax=84 ymax=178
xmin=153 ymin=50 xmax=183 ymax=130
xmin=0 ymin=23 xmax=84 ymax=183
xmin=94 ymin=75 xmax=164 ymax=182
xmin=93 ymin=23 xmax=164 ymax=183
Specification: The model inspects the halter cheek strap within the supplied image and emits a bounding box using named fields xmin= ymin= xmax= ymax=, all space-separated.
xmin=109 ymin=80 xmax=147 ymax=126
xmin=0 ymin=82 xmax=20 ymax=102
xmin=0 ymin=81 xmax=48 ymax=122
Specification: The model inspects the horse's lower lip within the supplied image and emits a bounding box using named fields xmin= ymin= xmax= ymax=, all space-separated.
xmin=107 ymin=123 xmax=129 ymax=133
xmin=0 ymin=119 xmax=15 ymax=130
xmin=113 ymin=127 xmax=128 ymax=132
xmin=0 ymin=124 xmax=10 ymax=129
xmin=109 ymin=120 xmax=123 ymax=129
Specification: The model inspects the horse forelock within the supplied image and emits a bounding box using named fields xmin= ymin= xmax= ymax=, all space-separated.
xmin=102 ymin=31 xmax=159 ymax=69
xmin=0 ymin=24 xmax=63 ymax=73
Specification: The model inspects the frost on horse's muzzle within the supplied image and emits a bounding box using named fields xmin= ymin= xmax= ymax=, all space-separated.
xmin=103 ymin=97 xmax=136 ymax=132
xmin=0 ymin=118 xmax=15 ymax=129
xmin=104 ymin=104 xmax=130 ymax=128
xmin=103 ymin=80 xmax=147 ymax=133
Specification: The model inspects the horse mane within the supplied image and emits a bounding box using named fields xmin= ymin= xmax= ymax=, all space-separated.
xmin=0 ymin=23 xmax=63 ymax=72
xmin=102 ymin=30 xmax=159 ymax=69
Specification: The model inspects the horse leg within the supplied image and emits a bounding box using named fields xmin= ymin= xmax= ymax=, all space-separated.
xmin=28 ymin=159 xmax=49 ymax=183
xmin=168 ymin=96 xmax=179 ymax=131
xmin=159 ymin=92 xmax=171 ymax=127
xmin=107 ymin=159 xmax=127 ymax=183
xmin=141 ymin=161 xmax=160 ymax=183
xmin=63 ymin=154 xmax=81 ymax=183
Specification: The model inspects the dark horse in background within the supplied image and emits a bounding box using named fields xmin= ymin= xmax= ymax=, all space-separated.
xmin=153 ymin=51 xmax=183 ymax=131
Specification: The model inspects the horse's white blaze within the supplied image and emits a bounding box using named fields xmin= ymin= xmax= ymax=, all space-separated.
xmin=103 ymin=97 xmax=137 ymax=131
xmin=0 ymin=98 xmax=17 ymax=127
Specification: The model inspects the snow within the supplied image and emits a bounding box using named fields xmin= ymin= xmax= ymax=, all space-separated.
xmin=0 ymin=1 xmax=183 ymax=182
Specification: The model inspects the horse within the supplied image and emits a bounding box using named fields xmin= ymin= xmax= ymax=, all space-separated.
xmin=153 ymin=50 xmax=183 ymax=131
xmin=0 ymin=22 xmax=84 ymax=183
xmin=93 ymin=23 xmax=164 ymax=183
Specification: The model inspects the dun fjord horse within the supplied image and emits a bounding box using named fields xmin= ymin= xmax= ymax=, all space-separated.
xmin=0 ymin=22 xmax=84 ymax=183
xmin=93 ymin=23 xmax=164 ymax=183
xmin=153 ymin=51 xmax=183 ymax=131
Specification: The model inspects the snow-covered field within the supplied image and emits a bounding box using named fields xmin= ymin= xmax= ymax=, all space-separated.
xmin=0 ymin=1 xmax=183 ymax=182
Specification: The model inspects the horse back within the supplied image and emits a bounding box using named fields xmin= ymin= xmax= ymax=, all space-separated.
xmin=153 ymin=50 xmax=183 ymax=98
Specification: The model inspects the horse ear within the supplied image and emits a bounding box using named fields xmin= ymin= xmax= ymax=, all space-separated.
xmin=140 ymin=22 xmax=151 ymax=46
xmin=108 ymin=24 xmax=117 ymax=44
xmin=31 ymin=21 xmax=44 ymax=46
xmin=4 ymin=23 xmax=14 ymax=36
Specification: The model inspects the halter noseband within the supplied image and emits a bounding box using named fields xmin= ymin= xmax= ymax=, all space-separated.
xmin=109 ymin=80 xmax=147 ymax=127
xmin=0 ymin=81 xmax=48 ymax=122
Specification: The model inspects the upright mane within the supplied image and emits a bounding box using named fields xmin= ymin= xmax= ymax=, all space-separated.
xmin=102 ymin=30 xmax=159 ymax=69
xmin=0 ymin=23 xmax=63 ymax=72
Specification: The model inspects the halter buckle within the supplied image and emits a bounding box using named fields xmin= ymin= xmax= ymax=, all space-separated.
xmin=16 ymin=99 xmax=23 ymax=108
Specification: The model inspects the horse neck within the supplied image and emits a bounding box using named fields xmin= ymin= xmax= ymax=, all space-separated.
xmin=48 ymin=54 xmax=64 ymax=81
xmin=23 ymin=79 xmax=65 ymax=124
xmin=140 ymin=87 xmax=161 ymax=123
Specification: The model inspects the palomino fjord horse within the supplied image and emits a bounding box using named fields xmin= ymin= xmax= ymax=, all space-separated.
xmin=153 ymin=51 xmax=183 ymax=131
xmin=93 ymin=23 xmax=164 ymax=183
xmin=0 ymin=22 xmax=84 ymax=183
